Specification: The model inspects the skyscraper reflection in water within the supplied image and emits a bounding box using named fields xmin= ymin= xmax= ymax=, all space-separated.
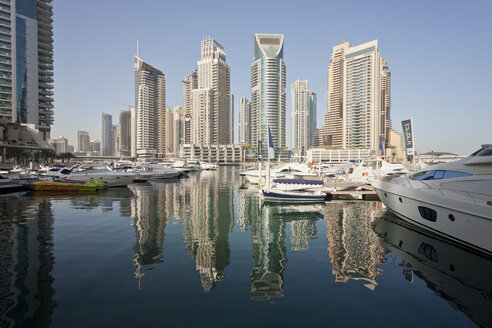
xmin=180 ymin=169 xmax=234 ymax=292
xmin=250 ymin=205 xmax=287 ymax=301
xmin=0 ymin=195 xmax=56 ymax=327
xmin=324 ymin=202 xmax=387 ymax=290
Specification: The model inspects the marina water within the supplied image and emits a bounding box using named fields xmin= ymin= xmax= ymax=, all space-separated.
xmin=0 ymin=167 xmax=490 ymax=327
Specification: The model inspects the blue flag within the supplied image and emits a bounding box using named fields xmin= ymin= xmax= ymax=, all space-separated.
xmin=268 ymin=126 xmax=274 ymax=160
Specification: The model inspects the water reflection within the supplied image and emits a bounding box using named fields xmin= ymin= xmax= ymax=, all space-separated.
xmin=0 ymin=194 xmax=56 ymax=327
xmin=324 ymin=202 xmax=387 ymax=290
xmin=373 ymin=215 xmax=492 ymax=327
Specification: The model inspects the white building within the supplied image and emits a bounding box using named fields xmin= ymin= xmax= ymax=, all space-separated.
xmin=291 ymin=80 xmax=316 ymax=154
xmin=180 ymin=144 xmax=243 ymax=163
xmin=238 ymin=98 xmax=251 ymax=145
xmin=173 ymin=106 xmax=185 ymax=157
xmin=307 ymin=148 xmax=372 ymax=163
xmin=251 ymin=33 xmax=286 ymax=156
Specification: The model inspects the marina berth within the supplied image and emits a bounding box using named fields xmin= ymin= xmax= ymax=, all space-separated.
xmin=372 ymin=144 xmax=492 ymax=255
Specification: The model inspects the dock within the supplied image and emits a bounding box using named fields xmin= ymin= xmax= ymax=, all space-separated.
xmin=325 ymin=189 xmax=380 ymax=201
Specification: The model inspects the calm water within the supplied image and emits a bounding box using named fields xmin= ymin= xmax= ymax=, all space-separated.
xmin=0 ymin=167 xmax=491 ymax=327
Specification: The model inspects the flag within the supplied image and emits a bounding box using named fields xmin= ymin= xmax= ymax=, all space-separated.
xmin=401 ymin=118 xmax=414 ymax=159
xmin=268 ymin=126 xmax=275 ymax=160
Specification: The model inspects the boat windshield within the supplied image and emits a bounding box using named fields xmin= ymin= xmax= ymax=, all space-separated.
xmin=470 ymin=145 xmax=492 ymax=157
xmin=410 ymin=170 xmax=472 ymax=180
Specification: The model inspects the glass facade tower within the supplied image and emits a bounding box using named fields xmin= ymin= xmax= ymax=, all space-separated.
xmin=0 ymin=0 xmax=54 ymax=140
xmin=251 ymin=33 xmax=286 ymax=157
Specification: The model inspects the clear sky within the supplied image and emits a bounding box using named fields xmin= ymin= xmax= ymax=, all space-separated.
xmin=51 ymin=0 xmax=491 ymax=155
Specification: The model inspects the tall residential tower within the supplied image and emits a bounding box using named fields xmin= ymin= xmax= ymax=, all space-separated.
xmin=134 ymin=48 xmax=166 ymax=158
xmin=192 ymin=37 xmax=232 ymax=145
xmin=238 ymin=97 xmax=251 ymax=145
xmin=251 ymin=33 xmax=286 ymax=156
xmin=291 ymin=80 xmax=316 ymax=154
xmin=320 ymin=40 xmax=391 ymax=153
xmin=0 ymin=0 xmax=54 ymax=140
xmin=101 ymin=113 xmax=113 ymax=156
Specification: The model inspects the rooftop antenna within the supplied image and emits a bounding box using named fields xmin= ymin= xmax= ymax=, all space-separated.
xmin=137 ymin=40 xmax=140 ymax=58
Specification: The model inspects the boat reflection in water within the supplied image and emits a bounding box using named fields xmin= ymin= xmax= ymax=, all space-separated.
xmin=324 ymin=202 xmax=387 ymax=290
xmin=373 ymin=215 xmax=492 ymax=327
xmin=0 ymin=193 xmax=56 ymax=327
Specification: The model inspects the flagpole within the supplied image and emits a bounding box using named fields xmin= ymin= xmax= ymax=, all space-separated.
xmin=266 ymin=127 xmax=271 ymax=190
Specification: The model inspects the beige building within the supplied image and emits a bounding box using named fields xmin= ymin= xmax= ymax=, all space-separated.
xmin=173 ymin=106 xmax=185 ymax=156
xmin=134 ymin=51 xmax=166 ymax=159
xmin=192 ymin=37 xmax=232 ymax=145
xmin=320 ymin=40 xmax=391 ymax=154
xmin=183 ymin=70 xmax=197 ymax=144
xmin=386 ymin=129 xmax=406 ymax=162
xmin=158 ymin=106 xmax=174 ymax=157
xmin=291 ymin=80 xmax=316 ymax=153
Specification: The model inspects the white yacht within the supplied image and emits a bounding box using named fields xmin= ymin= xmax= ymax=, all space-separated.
xmin=134 ymin=164 xmax=182 ymax=181
xmin=200 ymin=162 xmax=218 ymax=170
xmin=49 ymin=164 xmax=136 ymax=187
xmin=240 ymin=163 xmax=313 ymax=185
xmin=372 ymin=144 xmax=492 ymax=255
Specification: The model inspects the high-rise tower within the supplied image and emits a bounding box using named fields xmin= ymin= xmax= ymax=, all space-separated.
xmin=183 ymin=70 xmax=197 ymax=144
xmin=119 ymin=109 xmax=131 ymax=156
xmin=134 ymin=47 xmax=166 ymax=158
xmin=0 ymin=0 xmax=54 ymax=140
xmin=192 ymin=37 xmax=231 ymax=144
xmin=238 ymin=97 xmax=251 ymax=145
xmin=251 ymin=33 xmax=286 ymax=156
xmin=101 ymin=113 xmax=113 ymax=156
xmin=320 ymin=40 xmax=391 ymax=153
xmin=291 ymin=80 xmax=316 ymax=153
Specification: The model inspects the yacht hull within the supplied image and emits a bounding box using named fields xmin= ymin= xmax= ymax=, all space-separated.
xmin=63 ymin=174 xmax=135 ymax=187
xmin=373 ymin=180 xmax=492 ymax=255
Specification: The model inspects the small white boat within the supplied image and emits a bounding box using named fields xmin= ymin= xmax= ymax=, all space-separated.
xmin=372 ymin=144 xmax=492 ymax=255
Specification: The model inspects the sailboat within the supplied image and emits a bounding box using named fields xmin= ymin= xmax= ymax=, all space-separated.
xmin=260 ymin=126 xmax=327 ymax=202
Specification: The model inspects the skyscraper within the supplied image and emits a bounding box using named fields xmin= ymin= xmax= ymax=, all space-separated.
xmin=0 ymin=0 xmax=54 ymax=140
xmin=238 ymin=97 xmax=251 ymax=145
xmin=134 ymin=48 xmax=166 ymax=158
xmin=321 ymin=41 xmax=351 ymax=148
xmin=158 ymin=106 xmax=173 ymax=156
xmin=251 ymin=33 xmax=286 ymax=156
xmin=192 ymin=37 xmax=232 ymax=144
xmin=183 ymin=70 xmax=197 ymax=144
xmin=77 ymin=131 xmax=90 ymax=152
xmin=112 ymin=124 xmax=119 ymax=157
xmin=173 ymin=106 xmax=185 ymax=156
xmin=101 ymin=113 xmax=113 ymax=156
xmin=119 ymin=109 xmax=131 ymax=156
xmin=344 ymin=40 xmax=390 ymax=151
xmin=291 ymin=80 xmax=316 ymax=153
xmin=320 ymin=40 xmax=391 ymax=153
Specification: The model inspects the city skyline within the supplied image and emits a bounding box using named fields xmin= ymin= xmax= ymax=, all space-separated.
xmin=52 ymin=0 xmax=491 ymax=155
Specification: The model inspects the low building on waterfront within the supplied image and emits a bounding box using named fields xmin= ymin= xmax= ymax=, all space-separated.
xmin=307 ymin=148 xmax=373 ymax=163
xmin=180 ymin=144 xmax=243 ymax=163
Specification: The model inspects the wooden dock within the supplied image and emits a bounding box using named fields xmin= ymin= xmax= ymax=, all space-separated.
xmin=325 ymin=189 xmax=380 ymax=201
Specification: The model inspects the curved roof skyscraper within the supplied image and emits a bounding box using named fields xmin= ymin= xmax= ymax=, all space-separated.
xmin=251 ymin=34 xmax=286 ymax=157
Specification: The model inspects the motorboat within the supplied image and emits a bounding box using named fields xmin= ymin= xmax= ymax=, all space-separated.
xmin=185 ymin=161 xmax=202 ymax=171
xmin=372 ymin=144 xmax=492 ymax=255
xmin=241 ymin=162 xmax=313 ymax=185
xmin=136 ymin=164 xmax=182 ymax=181
xmin=200 ymin=162 xmax=218 ymax=170
xmin=48 ymin=164 xmax=136 ymax=187
xmin=261 ymin=186 xmax=328 ymax=202
xmin=24 ymin=177 xmax=107 ymax=191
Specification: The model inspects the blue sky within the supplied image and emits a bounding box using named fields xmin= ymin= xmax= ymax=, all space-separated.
xmin=51 ymin=0 xmax=491 ymax=155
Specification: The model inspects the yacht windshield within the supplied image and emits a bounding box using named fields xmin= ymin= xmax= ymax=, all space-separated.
xmin=471 ymin=145 xmax=492 ymax=156
xmin=411 ymin=170 xmax=472 ymax=180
